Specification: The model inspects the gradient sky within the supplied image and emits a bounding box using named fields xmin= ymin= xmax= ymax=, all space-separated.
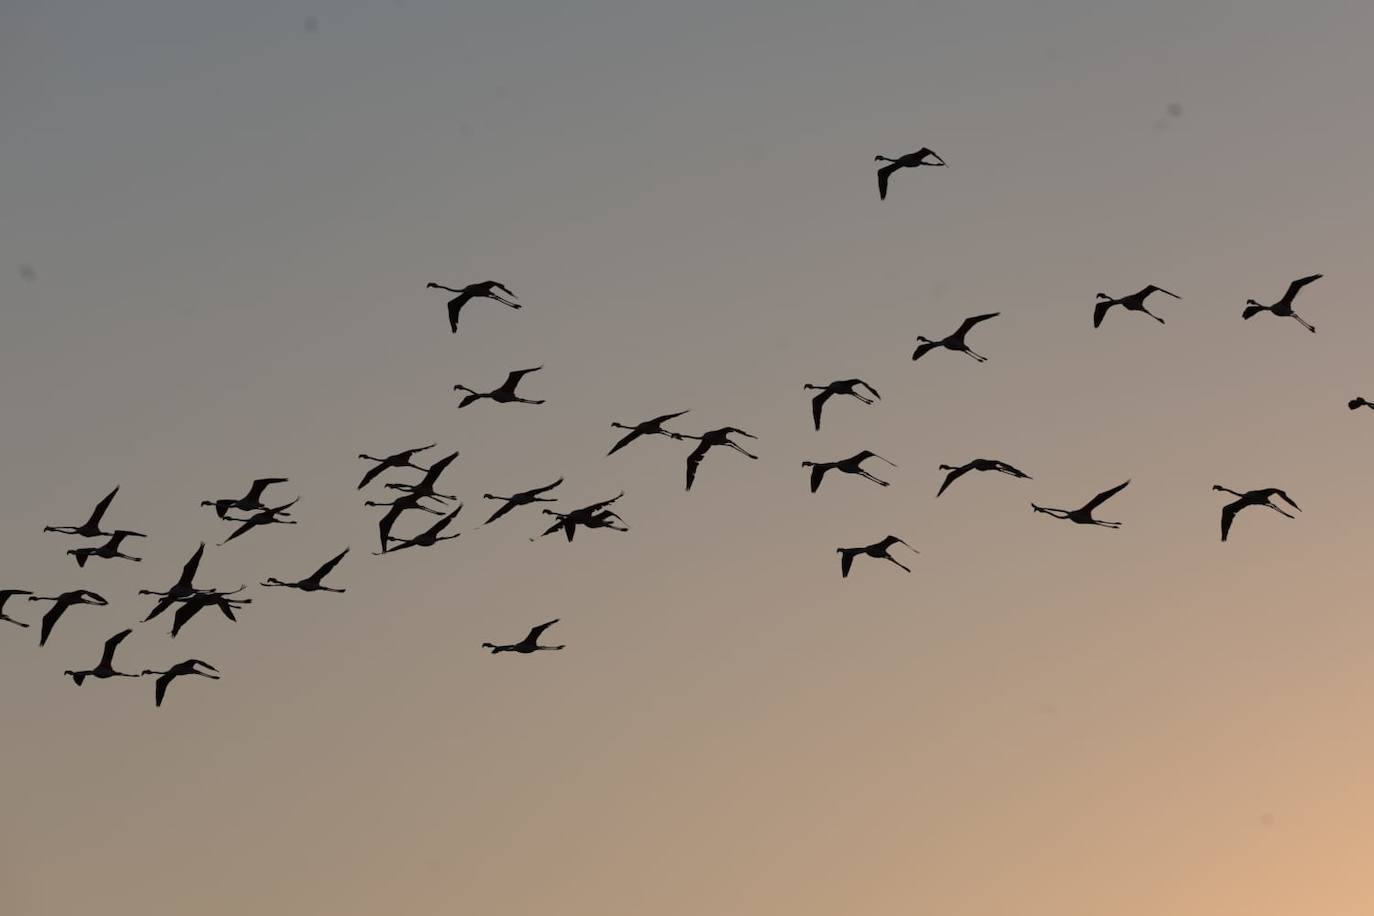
xmin=5 ymin=1 xmax=1374 ymax=913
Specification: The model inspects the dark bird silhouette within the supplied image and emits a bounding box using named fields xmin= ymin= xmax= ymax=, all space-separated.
xmin=482 ymin=619 xmax=564 ymax=654
xmin=1093 ymin=286 xmax=1181 ymax=328
xmin=803 ymin=379 xmax=880 ymax=431
xmin=140 ymin=659 xmax=219 ymax=707
xmin=936 ymin=458 xmax=1032 ymax=497
xmin=838 ymin=535 xmax=918 ymax=577
xmin=262 ymin=549 xmax=349 ymax=592
xmin=28 ymin=590 xmax=109 ymax=647
xmin=1032 ymin=480 xmax=1130 ymax=528
xmin=169 ymin=592 xmax=248 ymax=639
xmin=608 ymin=411 xmax=691 ymax=455
xmin=454 ymin=367 xmax=545 ymax=408
xmin=219 ymin=499 xmax=299 ymax=546
xmin=426 ymin=281 xmax=521 ymax=333
xmin=68 ymin=529 xmax=146 ymax=568
xmin=1213 ymin=485 xmax=1301 ymax=542
xmin=366 ymin=492 xmax=447 ymax=551
xmin=202 ymin=478 xmax=290 ymax=519
xmin=1347 ymin=397 xmax=1372 ymax=411
xmin=912 ymin=313 xmax=999 ymax=363
xmin=384 ymin=450 xmax=461 ymax=503
xmin=139 ymin=544 xmax=245 ymax=622
xmin=1242 ymin=274 xmax=1322 ymax=332
xmin=681 ymin=427 xmax=759 ymax=491
xmin=44 ymin=487 xmax=124 ymax=538
xmin=538 ymin=493 xmax=627 ymax=542
xmin=65 ymin=629 xmax=140 ymax=686
xmin=0 ymin=589 xmax=33 ymax=628
xmin=375 ymin=508 xmax=462 ymax=555
xmin=483 ymin=477 xmax=563 ymax=525
xmin=875 ymin=147 xmax=947 ymax=200
xmin=357 ymin=443 xmax=436 ymax=489
xmin=801 ymin=450 xmax=897 ymax=492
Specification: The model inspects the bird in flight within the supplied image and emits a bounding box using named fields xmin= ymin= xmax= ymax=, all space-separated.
xmin=912 ymin=313 xmax=999 ymax=363
xmin=262 ymin=549 xmax=349 ymax=592
xmin=44 ymin=486 xmax=128 ymax=539
xmin=1350 ymin=397 xmax=1373 ymax=411
xmin=482 ymin=619 xmax=565 ymax=654
xmin=168 ymin=591 xmax=249 ymax=639
xmin=1032 ymin=480 xmax=1130 ymax=528
xmin=538 ymin=493 xmax=628 ymax=542
xmin=64 ymin=629 xmax=141 ymax=686
xmin=28 ymin=590 xmax=109 ymax=647
xmin=0 ymin=589 xmax=34 ymax=628
xmin=140 ymin=659 xmax=220 ymax=707
xmin=366 ymin=492 xmax=448 ymax=552
xmin=139 ymin=544 xmax=245 ymax=622
xmin=220 ymin=499 xmax=299 ymax=545
xmin=357 ymin=443 xmax=436 ymax=490
xmin=936 ymin=458 xmax=1032 ymax=497
xmin=802 ymin=450 xmax=897 ymax=492
xmin=1213 ymin=485 xmax=1301 ymax=542
xmin=1093 ymin=286 xmax=1181 ymax=328
xmin=374 ymin=508 xmax=462 ymax=555
xmin=1242 ymin=274 xmax=1322 ymax=333
xmin=454 ymin=367 xmax=545 ymax=409
xmin=384 ymin=450 xmax=460 ymax=505
xmin=426 ymin=281 xmax=522 ymax=333
xmin=202 ymin=477 xmax=291 ymax=520
xmin=837 ymin=535 xmax=918 ymax=578
xmin=483 ymin=477 xmax=563 ymax=525
xmin=67 ymin=529 xmax=146 ymax=568
xmin=608 ymin=410 xmax=691 ymax=455
xmin=803 ymin=379 xmax=880 ymax=431
xmin=875 ymin=147 xmax=947 ymax=200
xmin=680 ymin=427 xmax=759 ymax=491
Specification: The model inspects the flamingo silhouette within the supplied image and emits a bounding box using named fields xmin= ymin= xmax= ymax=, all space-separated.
xmin=28 ymin=590 xmax=109 ymax=647
xmin=537 ymin=493 xmax=627 ymax=542
xmin=875 ymin=147 xmax=947 ymax=200
xmin=837 ymin=536 xmax=918 ymax=577
xmin=936 ymin=459 xmax=1032 ymax=497
xmin=1242 ymin=274 xmax=1322 ymax=332
xmin=680 ymin=428 xmax=759 ymax=491
xmin=219 ymin=499 xmax=298 ymax=546
xmin=1347 ymin=397 xmax=1372 ymax=411
xmin=201 ymin=477 xmax=290 ymax=519
xmin=454 ymin=368 xmax=545 ymax=408
xmin=1213 ymin=485 xmax=1300 ymax=542
xmin=262 ymin=549 xmax=349 ymax=592
xmin=140 ymin=659 xmax=220 ymax=707
xmin=608 ymin=411 xmax=691 ymax=455
xmin=426 ymin=281 xmax=521 ymax=333
xmin=67 ymin=530 xmax=146 ymax=568
xmin=803 ymin=379 xmax=880 ymax=431
xmin=483 ymin=478 xmax=563 ymax=525
xmin=1031 ymin=480 xmax=1130 ymax=528
xmin=482 ymin=619 xmax=564 ymax=654
xmin=1093 ymin=286 xmax=1181 ymax=328
xmin=65 ymin=629 xmax=141 ymax=686
xmin=44 ymin=487 xmax=126 ymax=538
xmin=912 ymin=313 xmax=999 ymax=363
xmin=374 ymin=508 xmax=462 ymax=555
xmin=358 ymin=443 xmax=436 ymax=489
xmin=169 ymin=591 xmax=249 ymax=639
xmin=802 ymin=451 xmax=897 ymax=492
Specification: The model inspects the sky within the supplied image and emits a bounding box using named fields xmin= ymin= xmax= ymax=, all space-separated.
xmin=4 ymin=1 xmax=1374 ymax=913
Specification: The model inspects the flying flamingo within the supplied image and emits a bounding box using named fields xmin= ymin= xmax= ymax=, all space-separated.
xmin=140 ymin=659 xmax=220 ymax=708
xmin=65 ymin=629 xmax=141 ymax=686
xmin=1031 ymin=480 xmax=1130 ymax=528
xmin=483 ymin=478 xmax=563 ymax=525
xmin=482 ymin=619 xmax=565 ymax=654
xmin=1093 ymin=285 xmax=1181 ymax=328
xmin=803 ymin=379 xmax=880 ymax=431
xmin=875 ymin=147 xmax=947 ymax=200
xmin=454 ymin=368 xmax=545 ymax=408
xmin=802 ymin=450 xmax=897 ymax=492
xmin=426 ymin=281 xmax=522 ymax=333
xmin=1213 ymin=485 xmax=1301 ymax=542
xmin=357 ymin=443 xmax=436 ymax=489
xmin=936 ymin=458 xmax=1032 ymax=497
xmin=608 ymin=411 xmax=691 ymax=455
xmin=680 ymin=427 xmax=759 ymax=491
xmin=912 ymin=313 xmax=999 ymax=363
xmin=44 ymin=487 xmax=127 ymax=538
xmin=1242 ymin=274 xmax=1322 ymax=332
xmin=837 ymin=536 xmax=918 ymax=578
xmin=262 ymin=549 xmax=349 ymax=592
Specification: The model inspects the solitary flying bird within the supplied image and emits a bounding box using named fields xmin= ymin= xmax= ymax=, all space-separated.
xmin=802 ymin=450 xmax=897 ymax=492
xmin=936 ymin=458 xmax=1032 ymax=497
xmin=1213 ymin=485 xmax=1301 ymax=542
xmin=65 ymin=629 xmax=141 ymax=686
xmin=1032 ymin=480 xmax=1130 ymax=528
xmin=0 ymin=590 xmax=33 ymax=628
xmin=803 ymin=379 xmax=880 ymax=431
xmin=608 ymin=411 xmax=691 ymax=455
xmin=483 ymin=477 xmax=563 ymax=525
xmin=220 ymin=499 xmax=298 ymax=546
xmin=140 ymin=659 xmax=220 ymax=708
xmin=1242 ymin=274 xmax=1322 ymax=332
xmin=1350 ymin=397 xmax=1373 ymax=411
xmin=202 ymin=478 xmax=290 ymax=519
xmin=357 ymin=443 xmax=436 ymax=490
xmin=28 ymin=590 xmax=109 ymax=647
xmin=426 ymin=281 xmax=521 ymax=333
xmin=681 ymin=427 xmax=759 ymax=491
xmin=1094 ymin=286 xmax=1181 ymax=328
xmin=67 ymin=530 xmax=146 ymax=568
xmin=875 ymin=147 xmax=947 ymax=200
xmin=538 ymin=493 xmax=627 ymax=542
xmin=912 ymin=313 xmax=999 ymax=363
xmin=262 ymin=549 xmax=349 ymax=592
xmin=454 ymin=367 xmax=545 ymax=408
xmin=482 ymin=619 xmax=565 ymax=654
xmin=44 ymin=487 xmax=125 ymax=538
xmin=837 ymin=535 xmax=918 ymax=578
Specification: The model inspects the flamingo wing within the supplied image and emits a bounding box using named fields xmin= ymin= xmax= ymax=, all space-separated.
xmin=99 ymin=628 xmax=134 ymax=668
xmin=936 ymin=463 xmax=970 ymax=497
xmin=1083 ymin=480 xmax=1130 ymax=512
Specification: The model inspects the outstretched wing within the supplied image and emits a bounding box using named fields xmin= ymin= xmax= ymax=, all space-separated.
xmin=955 ymin=312 xmax=1000 ymax=337
xmin=446 ymin=289 xmax=477 ymax=330
xmin=357 ymin=461 xmax=392 ymax=490
xmin=810 ymin=389 xmax=833 ymax=431
xmin=1093 ymin=298 xmax=1115 ymax=328
xmin=246 ymin=477 xmax=289 ymax=502
xmin=992 ymin=460 xmax=1032 ymax=479
xmin=1284 ymin=274 xmax=1322 ymax=302
xmin=1143 ymin=285 xmax=1181 ymax=299
xmin=607 ymin=427 xmax=645 ymax=456
xmin=525 ymin=619 xmax=559 ymax=643
xmin=505 ymin=366 xmax=543 ymax=388
xmin=175 ymin=543 xmax=206 ymax=590
xmin=1083 ymin=479 xmax=1130 ymax=512
xmin=154 ymin=672 xmax=173 ymax=707
xmin=686 ymin=441 xmax=711 ymax=491
xmin=855 ymin=379 xmax=881 ymax=400
xmin=1272 ymin=489 xmax=1301 ymax=512
xmin=936 ymin=463 xmax=970 ymax=497
xmin=877 ymin=162 xmax=900 ymax=200
xmin=85 ymin=487 xmax=120 ymax=529
xmin=39 ymin=603 xmax=67 ymax=647
xmin=99 ymin=628 xmax=134 ymax=668
xmin=1220 ymin=502 xmax=1240 ymax=542
xmin=911 ymin=340 xmax=940 ymax=361
xmin=808 ymin=463 xmax=827 ymax=493
xmin=839 ymin=549 xmax=856 ymax=578
xmin=522 ymin=477 xmax=564 ymax=498
xmin=312 ymin=549 xmax=349 ymax=581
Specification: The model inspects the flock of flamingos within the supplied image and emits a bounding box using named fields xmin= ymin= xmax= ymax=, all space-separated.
xmin=5 ymin=145 xmax=1370 ymax=707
